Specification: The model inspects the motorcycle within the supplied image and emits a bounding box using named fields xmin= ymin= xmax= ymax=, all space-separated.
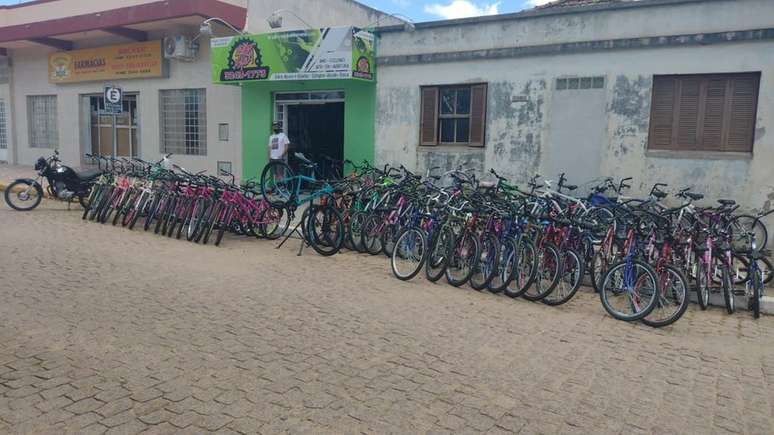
xmin=3 ymin=150 xmax=101 ymax=211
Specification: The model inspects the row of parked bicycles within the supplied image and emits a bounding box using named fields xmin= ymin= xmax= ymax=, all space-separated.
xmin=5 ymin=151 xmax=770 ymax=324
xmin=259 ymin=156 xmax=771 ymax=325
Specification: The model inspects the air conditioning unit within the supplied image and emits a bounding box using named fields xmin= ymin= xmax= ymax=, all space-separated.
xmin=163 ymin=35 xmax=198 ymax=61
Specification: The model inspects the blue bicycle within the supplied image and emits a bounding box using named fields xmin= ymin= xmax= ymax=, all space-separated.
xmin=260 ymin=154 xmax=344 ymax=256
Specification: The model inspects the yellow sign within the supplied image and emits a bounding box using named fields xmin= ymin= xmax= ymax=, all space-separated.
xmin=49 ymin=40 xmax=164 ymax=84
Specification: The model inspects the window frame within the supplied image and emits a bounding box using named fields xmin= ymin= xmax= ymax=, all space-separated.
xmin=159 ymin=88 xmax=208 ymax=156
xmin=646 ymin=72 xmax=760 ymax=155
xmin=437 ymin=86 xmax=472 ymax=145
xmin=419 ymin=82 xmax=487 ymax=147
xmin=27 ymin=95 xmax=58 ymax=149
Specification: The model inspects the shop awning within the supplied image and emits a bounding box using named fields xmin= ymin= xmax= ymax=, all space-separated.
xmin=0 ymin=0 xmax=246 ymax=54
xmin=210 ymin=27 xmax=376 ymax=84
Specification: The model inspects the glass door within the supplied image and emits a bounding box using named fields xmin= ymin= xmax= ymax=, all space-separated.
xmin=89 ymin=94 xmax=138 ymax=157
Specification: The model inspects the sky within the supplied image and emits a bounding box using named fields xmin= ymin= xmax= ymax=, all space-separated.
xmin=0 ymin=0 xmax=554 ymax=22
xmin=359 ymin=0 xmax=552 ymax=21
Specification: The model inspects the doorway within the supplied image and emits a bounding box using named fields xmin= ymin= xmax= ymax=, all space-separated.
xmin=88 ymin=94 xmax=139 ymax=157
xmin=274 ymin=91 xmax=345 ymax=174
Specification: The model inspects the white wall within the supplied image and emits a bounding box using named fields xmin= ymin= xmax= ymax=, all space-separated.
xmin=380 ymin=0 xmax=774 ymax=57
xmin=8 ymin=30 xmax=243 ymax=176
xmin=375 ymin=0 xmax=774 ymax=214
xmin=246 ymin=0 xmax=402 ymax=33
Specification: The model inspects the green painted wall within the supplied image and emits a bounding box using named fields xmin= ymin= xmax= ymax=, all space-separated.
xmin=240 ymin=80 xmax=375 ymax=179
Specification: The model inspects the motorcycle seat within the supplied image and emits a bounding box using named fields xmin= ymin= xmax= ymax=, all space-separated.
xmin=75 ymin=169 xmax=102 ymax=181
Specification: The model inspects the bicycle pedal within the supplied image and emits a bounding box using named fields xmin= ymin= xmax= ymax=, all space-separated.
xmin=732 ymin=289 xmax=747 ymax=296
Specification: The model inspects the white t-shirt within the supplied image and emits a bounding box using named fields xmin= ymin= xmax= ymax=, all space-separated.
xmin=268 ymin=133 xmax=290 ymax=160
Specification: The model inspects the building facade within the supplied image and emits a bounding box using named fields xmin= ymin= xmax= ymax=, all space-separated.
xmin=0 ymin=0 xmax=248 ymax=175
xmin=375 ymin=0 xmax=774 ymax=212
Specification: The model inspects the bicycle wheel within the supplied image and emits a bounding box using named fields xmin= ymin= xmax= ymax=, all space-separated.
xmin=504 ymin=238 xmax=537 ymax=298
xmin=214 ymin=205 xmax=235 ymax=247
xmin=82 ymin=184 xmax=103 ymax=220
xmin=695 ymin=260 xmax=710 ymax=310
xmin=306 ymin=205 xmax=344 ymax=256
xmin=522 ymin=243 xmax=561 ymax=302
xmin=201 ymin=202 xmax=223 ymax=245
xmin=729 ymin=214 xmax=768 ymax=252
xmin=348 ymin=211 xmax=367 ymax=253
xmin=260 ymin=161 xmax=296 ymax=207
xmin=258 ymin=204 xmax=291 ymax=240
xmin=751 ymin=269 xmax=763 ymax=319
xmin=721 ymin=265 xmax=735 ymax=314
xmin=361 ymin=213 xmax=384 ymax=256
xmin=391 ymin=228 xmax=427 ymax=281
xmin=542 ymin=248 xmax=584 ymax=306
xmin=590 ymin=242 xmax=621 ymax=293
xmin=489 ymin=238 xmax=517 ymax=293
xmin=470 ymin=234 xmax=499 ymax=291
xmin=599 ymin=260 xmax=659 ymax=321
xmin=642 ymin=265 xmax=690 ymax=328
xmin=426 ymin=226 xmax=454 ymax=283
xmin=381 ymin=223 xmax=401 ymax=258
xmin=445 ymin=233 xmax=479 ymax=287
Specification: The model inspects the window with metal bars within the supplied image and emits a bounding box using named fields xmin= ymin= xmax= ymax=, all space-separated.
xmin=27 ymin=95 xmax=58 ymax=149
xmin=0 ymin=99 xmax=7 ymax=151
xmin=648 ymin=73 xmax=760 ymax=153
xmin=160 ymin=89 xmax=207 ymax=155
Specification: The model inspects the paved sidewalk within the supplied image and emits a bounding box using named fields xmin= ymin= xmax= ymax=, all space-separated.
xmin=1 ymin=202 xmax=774 ymax=434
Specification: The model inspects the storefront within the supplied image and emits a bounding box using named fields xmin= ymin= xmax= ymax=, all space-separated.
xmin=210 ymin=26 xmax=376 ymax=178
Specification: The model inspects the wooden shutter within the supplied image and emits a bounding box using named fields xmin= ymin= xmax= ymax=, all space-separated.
xmin=674 ymin=77 xmax=701 ymax=150
xmin=649 ymin=73 xmax=759 ymax=153
xmin=420 ymin=87 xmax=438 ymax=146
xmin=648 ymin=77 xmax=676 ymax=150
xmin=469 ymin=84 xmax=487 ymax=147
xmin=726 ymin=74 xmax=759 ymax=152
xmin=699 ymin=78 xmax=727 ymax=151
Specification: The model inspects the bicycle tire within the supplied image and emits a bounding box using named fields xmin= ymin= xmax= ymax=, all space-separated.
xmin=751 ymin=269 xmax=762 ymax=319
xmin=306 ymin=204 xmax=345 ymax=256
xmin=642 ymin=265 xmax=690 ymax=328
xmin=722 ymin=265 xmax=735 ymax=314
xmin=599 ymin=259 xmax=659 ymax=321
xmin=470 ymin=234 xmax=499 ymax=291
xmin=391 ymin=228 xmax=427 ymax=281
xmin=522 ymin=243 xmax=561 ymax=302
xmin=504 ymin=238 xmax=538 ymax=298
xmin=445 ymin=232 xmax=480 ymax=287
xmin=695 ymin=260 xmax=709 ymax=310
xmin=489 ymin=237 xmax=517 ymax=293
xmin=258 ymin=204 xmax=291 ymax=240
xmin=426 ymin=226 xmax=454 ymax=283
xmin=260 ymin=161 xmax=296 ymax=207
xmin=542 ymin=248 xmax=584 ymax=306
xmin=214 ymin=205 xmax=234 ymax=247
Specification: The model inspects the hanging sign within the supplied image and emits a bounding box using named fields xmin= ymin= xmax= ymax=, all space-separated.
xmin=211 ymin=26 xmax=376 ymax=83
xmin=49 ymin=40 xmax=164 ymax=84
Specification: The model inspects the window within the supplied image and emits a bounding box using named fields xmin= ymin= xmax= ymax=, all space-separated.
xmin=218 ymin=123 xmax=229 ymax=141
xmin=648 ymin=73 xmax=760 ymax=153
xmin=420 ymin=84 xmax=487 ymax=147
xmin=27 ymin=95 xmax=58 ymax=148
xmin=160 ymin=89 xmax=207 ymax=155
xmin=0 ymin=99 xmax=7 ymax=151
xmin=556 ymin=76 xmax=605 ymax=91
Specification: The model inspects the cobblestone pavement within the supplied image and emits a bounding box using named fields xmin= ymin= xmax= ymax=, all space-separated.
xmin=1 ymin=202 xmax=773 ymax=435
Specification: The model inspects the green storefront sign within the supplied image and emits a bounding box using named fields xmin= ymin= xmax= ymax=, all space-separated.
xmin=211 ymin=27 xmax=377 ymax=179
xmin=211 ymin=27 xmax=375 ymax=83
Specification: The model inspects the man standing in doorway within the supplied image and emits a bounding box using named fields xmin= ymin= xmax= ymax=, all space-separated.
xmin=268 ymin=121 xmax=290 ymax=163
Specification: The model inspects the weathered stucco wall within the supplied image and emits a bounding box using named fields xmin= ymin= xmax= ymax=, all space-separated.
xmin=375 ymin=0 xmax=774 ymax=214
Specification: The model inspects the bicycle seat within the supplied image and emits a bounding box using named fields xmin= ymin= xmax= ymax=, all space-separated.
xmin=686 ymin=192 xmax=704 ymax=201
xmin=653 ymin=191 xmax=668 ymax=199
xmin=564 ymin=185 xmax=578 ymax=191
xmin=718 ymin=199 xmax=736 ymax=206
